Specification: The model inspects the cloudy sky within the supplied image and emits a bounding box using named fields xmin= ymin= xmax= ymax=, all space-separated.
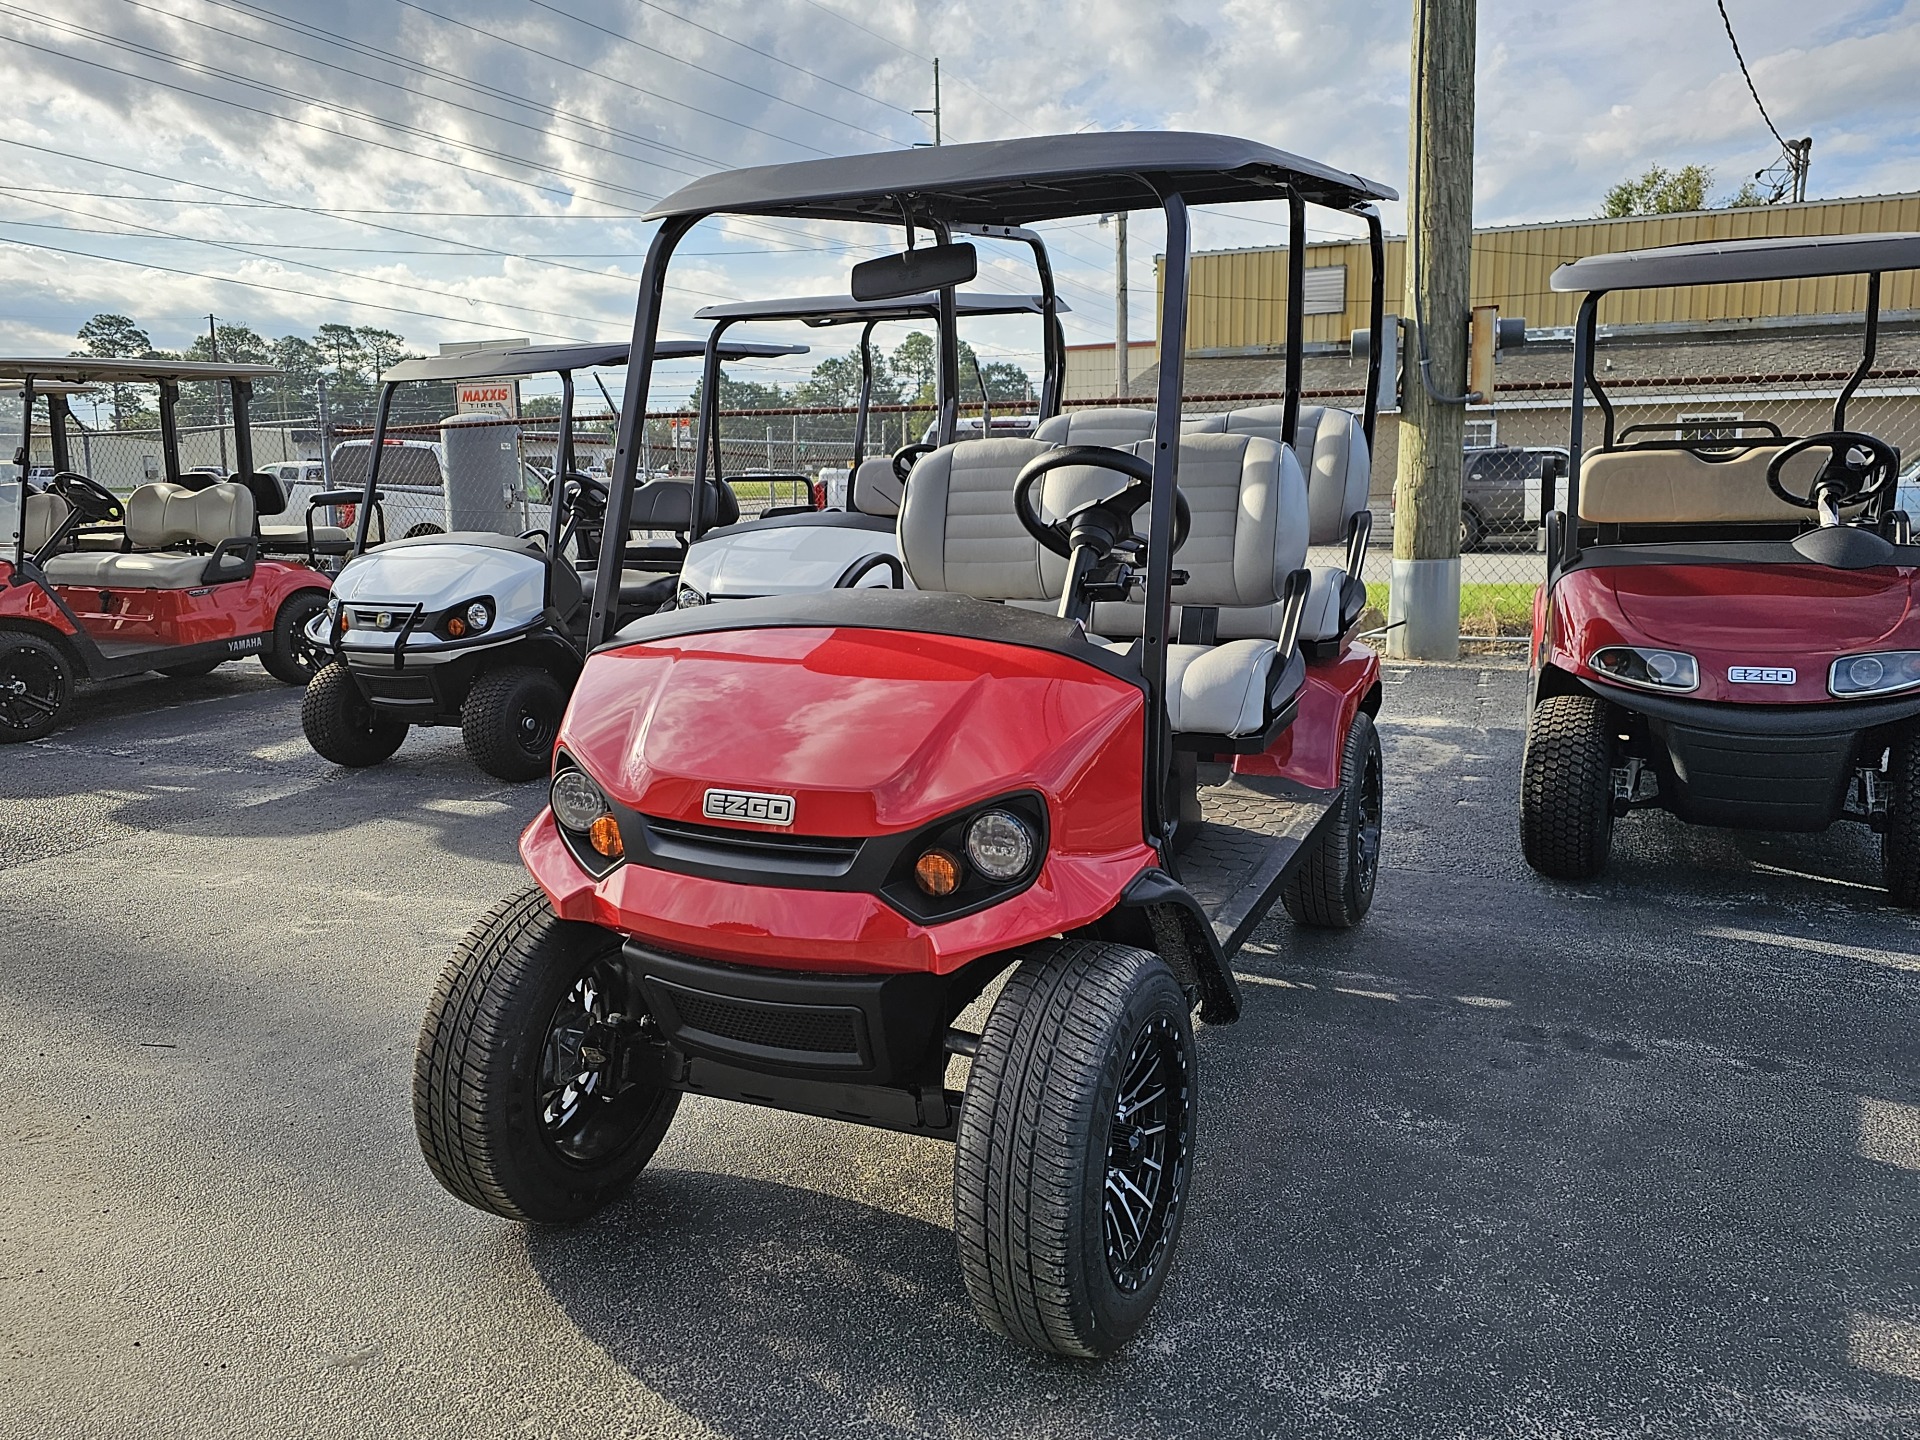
xmin=0 ymin=0 xmax=1914 ymax=404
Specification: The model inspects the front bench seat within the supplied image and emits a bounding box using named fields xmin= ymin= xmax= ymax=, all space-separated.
xmin=850 ymin=456 xmax=904 ymax=518
xmin=21 ymin=489 xmax=71 ymax=557
xmin=39 ymin=481 xmax=256 ymax=589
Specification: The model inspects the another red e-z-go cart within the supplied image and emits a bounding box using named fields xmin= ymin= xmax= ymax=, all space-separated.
xmin=1 ymin=358 xmax=336 ymax=743
xmin=1521 ymin=233 xmax=1920 ymax=903
xmin=412 ymin=133 xmax=1395 ymax=1357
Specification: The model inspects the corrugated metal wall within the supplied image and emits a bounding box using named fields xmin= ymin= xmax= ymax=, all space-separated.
xmin=1169 ymin=192 xmax=1920 ymax=352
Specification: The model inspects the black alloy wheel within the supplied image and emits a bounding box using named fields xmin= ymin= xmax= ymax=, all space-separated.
xmin=0 ymin=632 xmax=72 ymax=742
xmin=538 ymin=957 xmax=656 ymax=1165
xmin=461 ymin=664 xmax=566 ymax=782
xmin=263 ymin=590 xmax=330 ymax=685
xmin=1103 ymin=1014 xmax=1193 ymax=1294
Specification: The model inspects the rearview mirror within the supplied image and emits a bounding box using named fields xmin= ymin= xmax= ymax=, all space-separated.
xmin=850 ymin=242 xmax=977 ymax=302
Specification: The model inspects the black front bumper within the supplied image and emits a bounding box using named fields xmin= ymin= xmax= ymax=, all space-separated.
xmin=1581 ymin=677 xmax=1920 ymax=831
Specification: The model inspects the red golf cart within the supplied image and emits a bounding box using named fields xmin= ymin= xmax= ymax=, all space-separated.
xmin=1 ymin=358 xmax=335 ymax=742
xmin=1521 ymin=233 xmax=1920 ymax=902
xmin=412 ymin=133 xmax=1395 ymax=1356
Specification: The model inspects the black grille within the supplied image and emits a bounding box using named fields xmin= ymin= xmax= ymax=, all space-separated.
xmin=645 ymin=977 xmax=868 ymax=1067
xmin=641 ymin=816 xmax=862 ymax=878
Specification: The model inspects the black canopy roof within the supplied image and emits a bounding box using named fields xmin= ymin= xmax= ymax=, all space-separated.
xmin=691 ymin=291 xmax=1067 ymax=327
xmin=646 ymin=131 xmax=1395 ymax=227
xmin=0 ymin=357 xmax=279 ymax=384
xmin=380 ymin=338 xmax=804 ymax=385
xmin=1552 ymin=232 xmax=1920 ymax=293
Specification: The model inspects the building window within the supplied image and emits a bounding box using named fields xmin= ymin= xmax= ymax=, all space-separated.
xmin=1301 ymin=265 xmax=1346 ymax=315
xmin=1678 ymin=412 xmax=1744 ymax=446
xmin=1464 ymin=419 xmax=1498 ymax=449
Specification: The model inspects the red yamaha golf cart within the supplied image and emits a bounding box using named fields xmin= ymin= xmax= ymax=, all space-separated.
xmin=1521 ymin=233 xmax=1920 ymax=902
xmin=412 ymin=133 xmax=1395 ymax=1357
xmin=0 ymin=358 xmax=335 ymax=742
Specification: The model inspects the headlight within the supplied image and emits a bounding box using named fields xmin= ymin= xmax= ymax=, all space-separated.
xmin=1589 ymin=646 xmax=1698 ymax=692
xmin=1829 ymin=650 xmax=1920 ymax=698
xmin=965 ymin=810 xmax=1035 ymax=881
xmin=440 ymin=597 xmax=493 ymax=640
xmin=551 ymin=767 xmax=623 ymax=859
xmin=325 ymin=597 xmax=340 ymax=621
xmin=675 ymin=586 xmax=706 ymax=609
xmin=465 ymin=601 xmax=492 ymax=632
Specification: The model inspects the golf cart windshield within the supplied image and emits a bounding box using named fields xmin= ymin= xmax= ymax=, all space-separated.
xmin=1548 ymin=231 xmax=1920 ymax=566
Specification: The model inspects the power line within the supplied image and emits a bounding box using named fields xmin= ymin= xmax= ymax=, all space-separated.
xmin=1714 ymin=0 xmax=1787 ymax=150
xmin=790 ymin=0 xmax=1025 ymax=132
xmin=526 ymin=0 xmax=906 ymax=144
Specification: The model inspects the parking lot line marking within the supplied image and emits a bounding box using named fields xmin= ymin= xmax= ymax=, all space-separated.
xmin=1700 ymin=925 xmax=1920 ymax=974
xmin=1232 ymin=972 xmax=1313 ymax=989
xmin=1858 ymin=1097 xmax=1920 ymax=1172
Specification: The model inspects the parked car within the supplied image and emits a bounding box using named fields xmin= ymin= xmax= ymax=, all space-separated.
xmin=282 ymin=439 xmax=447 ymax=540
xmin=1461 ymin=444 xmax=1568 ymax=549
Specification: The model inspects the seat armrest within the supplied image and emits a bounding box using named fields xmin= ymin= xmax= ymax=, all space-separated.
xmin=1273 ymin=567 xmax=1312 ymax=657
xmin=309 ymin=488 xmax=380 ymax=507
xmin=1342 ymin=508 xmax=1372 ymax=581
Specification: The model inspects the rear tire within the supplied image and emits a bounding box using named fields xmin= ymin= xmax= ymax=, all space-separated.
xmin=302 ymin=660 xmax=407 ymax=767
xmin=156 ymin=658 xmax=223 ymax=678
xmin=1883 ymin=728 xmax=1920 ymax=907
xmin=0 ymin=631 xmax=72 ymax=743
xmin=1282 ymin=711 xmax=1382 ymax=928
xmin=1520 ymin=693 xmax=1617 ymax=879
xmin=462 ymin=664 xmax=565 ymax=782
xmin=262 ymin=589 xmax=329 ymax=684
xmin=1460 ymin=505 xmax=1487 ymax=552
xmin=953 ymin=940 xmax=1196 ymax=1358
xmin=414 ymin=886 xmax=679 ymax=1223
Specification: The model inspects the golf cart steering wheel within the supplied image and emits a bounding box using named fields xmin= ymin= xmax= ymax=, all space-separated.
xmin=49 ymin=471 xmax=122 ymax=523
xmin=1767 ymin=431 xmax=1899 ymax=512
xmin=1013 ymin=446 xmax=1191 ymax=560
xmin=892 ymin=443 xmax=935 ymax=484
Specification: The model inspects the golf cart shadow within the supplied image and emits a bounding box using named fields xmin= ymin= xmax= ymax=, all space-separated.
xmin=1610 ymin=804 xmax=1888 ymax=899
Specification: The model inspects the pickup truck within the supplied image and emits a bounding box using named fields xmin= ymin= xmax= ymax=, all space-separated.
xmin=279 ymin=440 xmax=448 ymax=542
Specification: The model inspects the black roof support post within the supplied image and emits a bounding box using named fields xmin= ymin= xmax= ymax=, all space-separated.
xmin=692 ymin=314 xmax=741 ymax=544
xmin=594 ymin=212 xmax=701 ymax=647
xmin=1142 ymin=188 xmax=1189 ymax=852
xmin=1363 ymin=209 xmax=1386 ymax=451
xmin=853 ymin=319 xmax=878 ymax=469
xmin=231 ymin=379 xmax=254 ymax=477
xmin=1834 ymin=271 xmax=1881 ymax=431
xmin=1564 ymin=291 xmax=1604 ymax=570
xmin=1282 ymin=190 xmax=1306 ymax=447
xmin=47 ymin=392 xmax=72 ymax=476
xmin=353 ymin=381 xmax=398 ymax=555
xmin=158 ymin=381 xmax=182 ymax=483
xmin=11 ymin=375 xmax=32 ymax=567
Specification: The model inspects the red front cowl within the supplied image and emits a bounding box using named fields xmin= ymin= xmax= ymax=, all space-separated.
xmin=538 ymin=626 xmax=1155 ymax=975
xmin=1546 ymin=563 xmax=1920 ymax=704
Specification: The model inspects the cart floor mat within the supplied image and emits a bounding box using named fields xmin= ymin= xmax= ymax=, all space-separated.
xmin=1178 ymin=774 xmax=1339 ymax=955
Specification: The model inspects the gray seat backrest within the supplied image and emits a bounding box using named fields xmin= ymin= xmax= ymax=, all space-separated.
xmin=897 ymin=437 xmax=1066 ymax=599
xmin=22 ymin=490 xmax=71 ymax=552
xmin=124 ymin=481 xmax=254 ymax=549
xmin=850 ymin=456 xmax=903 ymax=518
xmin=1219 ymin=404 xmax=1370 ymax=545
xmin=1032 ymin=407 xmax=1157 ymax=448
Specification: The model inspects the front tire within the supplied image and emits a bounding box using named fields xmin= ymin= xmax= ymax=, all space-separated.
xmin=262 ymin=589 xmax=329 ymax=684
xmin=461 ymin=664 xmax=565 ymax=782
xmin=953 ymin=940 xmax=1196 ymax=1358
xmin=1460 ymin=505 xmax=1487 ymax=552
xmin=1884 ymin=727 xmax=1920 ymax=907
xmin=414 ymin=887 xmax=679 ymax=1223
xmin=0 ymin=631 xmax=72 ymax=743
xmin=1520 ymin=693 xmax=1617 ymax=879
xmin=302 ymin=661 xmax=407 ymax=767
xmin=1282 ymin=710 xmax=1382 ymax=928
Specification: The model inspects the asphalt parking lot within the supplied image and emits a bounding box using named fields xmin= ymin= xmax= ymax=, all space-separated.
xmin=2 ymin=657 xmax=1916 ymax=1440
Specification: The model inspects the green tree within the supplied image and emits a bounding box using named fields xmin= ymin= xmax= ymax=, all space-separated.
xmin=1602 ymin=164 xmax=1714 ymax=217
xmin=889 ymin=331 xmax=935 ymax=400
xmin=794 ymin=352 xmax=902 ymax=409
xmin=73 ymin=313 xmax=155 ymax=427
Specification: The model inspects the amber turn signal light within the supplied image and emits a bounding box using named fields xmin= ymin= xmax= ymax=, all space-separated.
xmin=588 ymin=815 xmax=624 ymax=859
xmin=914 ymin=849 xmax=960 ymax=897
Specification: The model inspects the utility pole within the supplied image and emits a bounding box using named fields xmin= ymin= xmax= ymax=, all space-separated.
xmin=913 ymin=59 xmax=942 ymax=145
xmin=208 ymin=313 xmax=230 ymax=472
xmin=1389 ymin=0 xmax=1476 ymax=661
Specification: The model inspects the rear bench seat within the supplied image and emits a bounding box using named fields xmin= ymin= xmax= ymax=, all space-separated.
xmin=40 ymin=481 xmax=257 ymax=588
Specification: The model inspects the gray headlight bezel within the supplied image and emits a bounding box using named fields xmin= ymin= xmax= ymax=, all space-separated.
xmin=1828 ymin=650 xmax=1920 ymax=698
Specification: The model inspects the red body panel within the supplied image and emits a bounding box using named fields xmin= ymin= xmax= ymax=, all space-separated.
xmin=1536 ymin=562 xmax=1920 ymax=705
xmin=1235 ymin=641 xmax=1380 ymax=788
xmin=0 ymin=558 xmax=327 ymax=669
xmin=535 ymin=627 xmax=1155 ymax=975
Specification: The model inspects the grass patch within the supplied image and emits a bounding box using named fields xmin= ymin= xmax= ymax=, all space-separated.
xmin=1366 ymin=581 xmax=1537 ymax=637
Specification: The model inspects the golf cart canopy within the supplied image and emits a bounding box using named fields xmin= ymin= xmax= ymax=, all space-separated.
xmin=0 ymin=357 xmax=279 ymax=385
xmin=645 ymin=131 xmax=1395 ymax=226
xmin=1552 ymin=232 xmax=1920 ymax=293
xmin=380 ymin=339 xmax=805 ymax=386
xmin=692 ymin=292 xmax=1069 ymax=327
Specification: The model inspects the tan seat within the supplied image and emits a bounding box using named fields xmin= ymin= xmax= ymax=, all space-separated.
xmin=1032 ymin=406 xmax=1158 ymax=448
xmin=20 ymin=490 xmax=70 ymax=553
xmin=849 ymin=456 xmax=904 ymax=518
xmin=40 ymin=481 xmax=255 ymax=589
xmin=1578 ymin=444 xmax=1839 ymax=525
xmin=258 ymin=522 xmax=353 ymax=554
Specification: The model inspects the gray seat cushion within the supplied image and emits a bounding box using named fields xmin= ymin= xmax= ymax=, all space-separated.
xmin=259 ymin=523 xmax=352 ymax=554
xmin=40 ymin=550 xmax=239 ymax=589
xmin=850 ymin=457 xmax=904 ymax=518
xmin=1032 ymin=407 xmax=1157 ymax=448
